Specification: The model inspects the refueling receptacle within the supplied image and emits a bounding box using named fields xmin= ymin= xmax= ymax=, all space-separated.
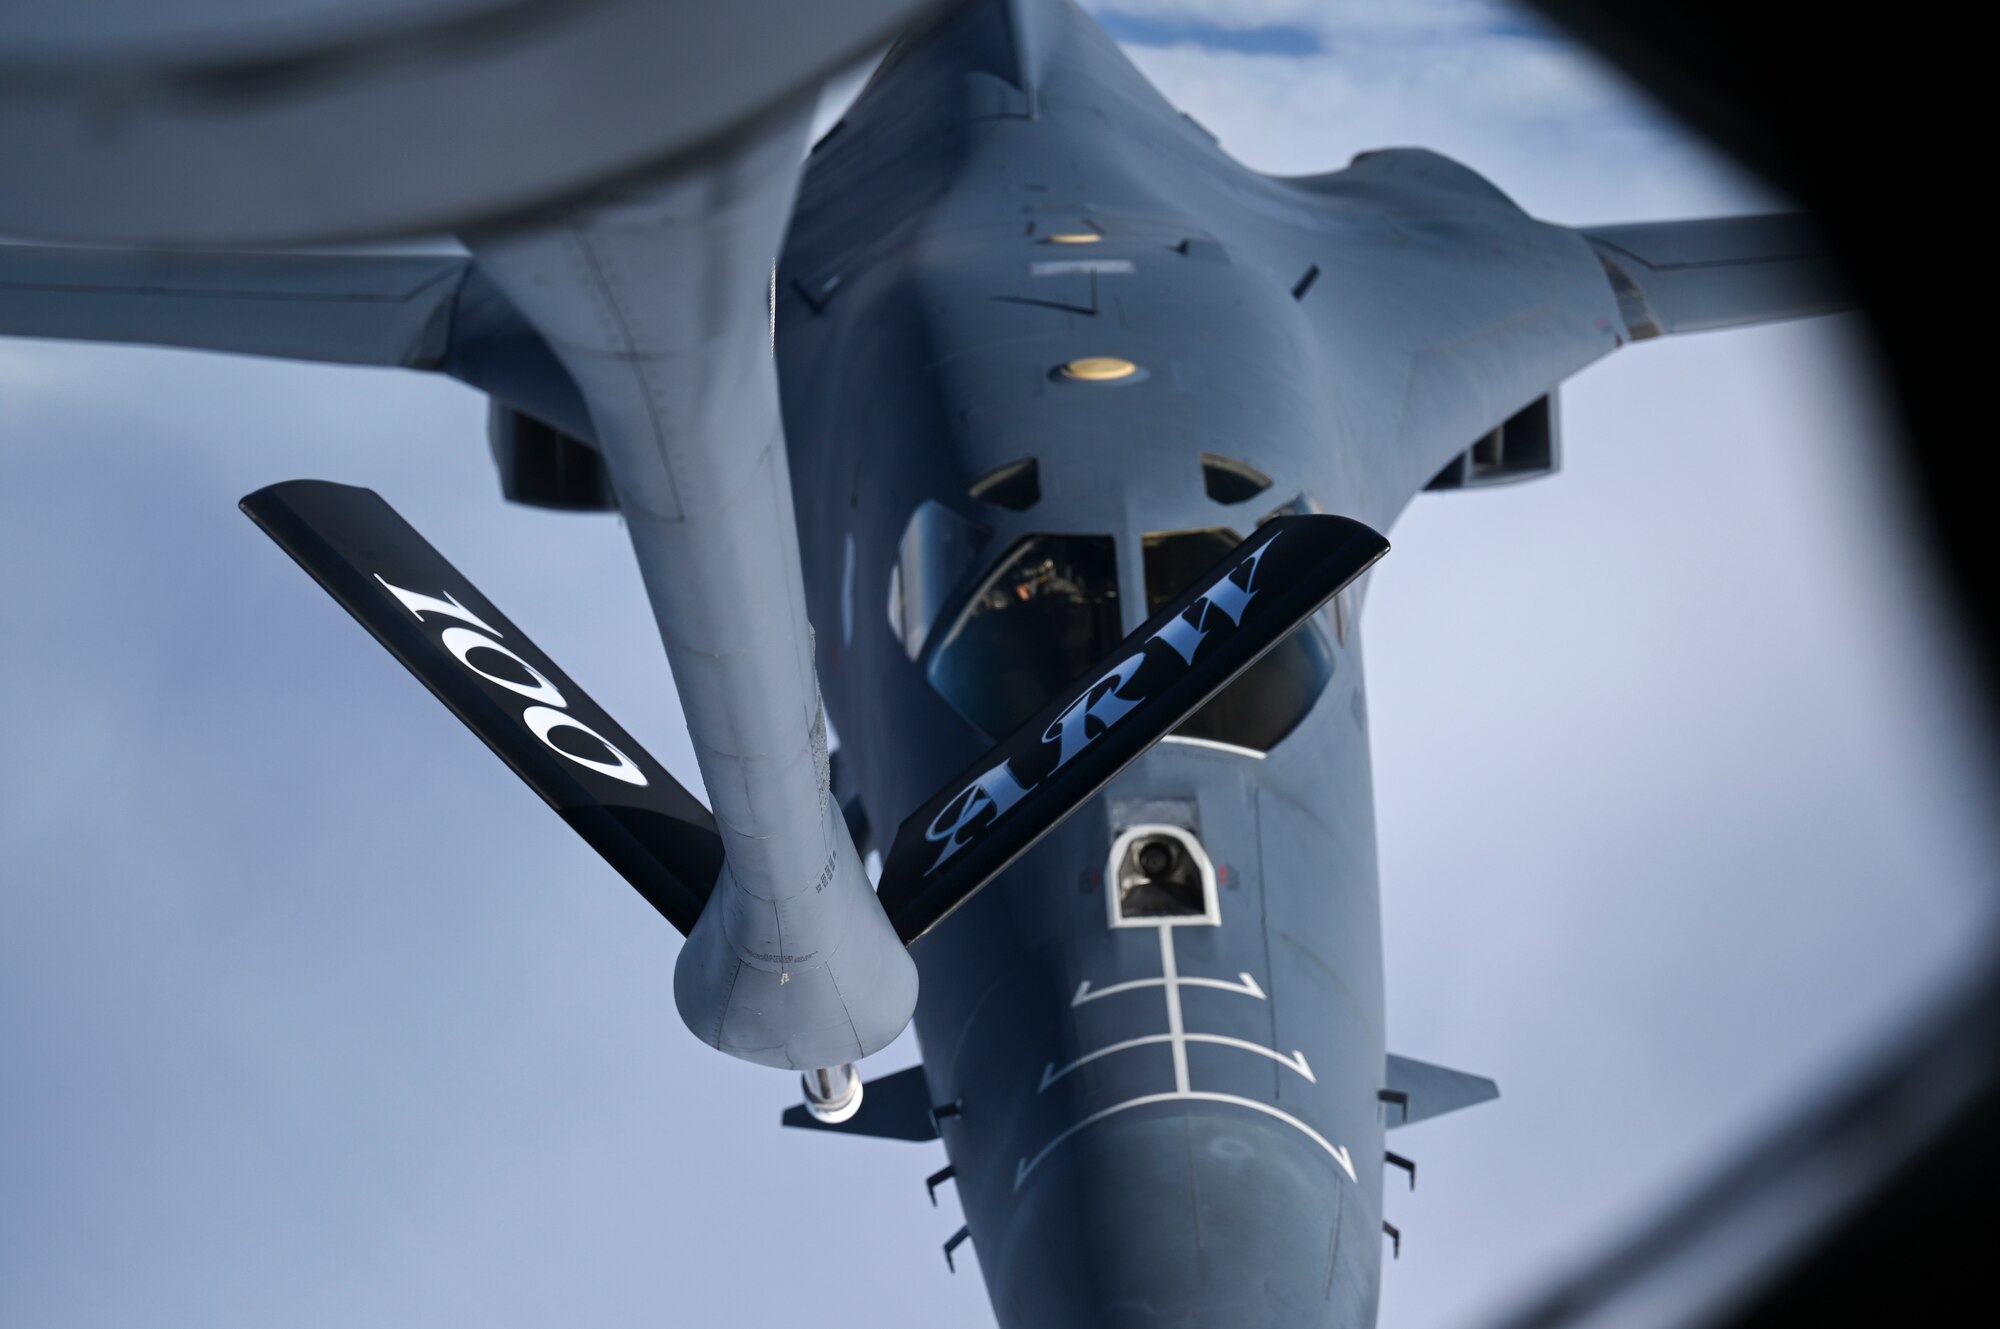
xmin=1107 ymin=824 xmax=1219 ymax=927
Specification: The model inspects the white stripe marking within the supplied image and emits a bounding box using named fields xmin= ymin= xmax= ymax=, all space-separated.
xmin=1160 ymin=733 xmax=1268 ymax=759
xmin=1030 ymin=259 xmax=1136 ymax=276
xmin=1013 ymin=1091 xmax=1357 ymax=1190
xmin=1071 ymin=971 xmax=1264 ymax=1006
xmin=1040 ymin=1034 xmax=1171 ymax=1090
xmin=1187 ymin=1035 xmax=1314 ymax=1083
xmin=1160 ymin=926 xmax=1190 ymax=1092
xmin=1039 ymin=1033 xmax=1315 ymax=1091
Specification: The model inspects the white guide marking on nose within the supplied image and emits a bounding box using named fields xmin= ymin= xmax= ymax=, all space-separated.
xmin=1020 ymin=925 xmax=1345 ymax=1190
xmin=1030 ymin=259 xmax=1136 ymax=276
xmin=1039 ymin=1034 xmax=1315 ymax=1091
xmin=1014 ymin=1092 xmax=1356 ymax=1191
xmin=1071 ymin=971 xmax=1264 ymax=1006
xmin=1159 ymin=923 xmax=1190 ymax=1091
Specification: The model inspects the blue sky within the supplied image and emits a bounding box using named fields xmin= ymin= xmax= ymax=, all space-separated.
xmin=4 ymin=4 xmax=1996 ymax=1329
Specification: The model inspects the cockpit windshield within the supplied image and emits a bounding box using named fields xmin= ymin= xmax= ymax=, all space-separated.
xmin=925 ymin=525 xmax=1333 ymax=752
xmin=1145 ymin=528 xmax=1334 ymax=751
xmin=925 ymin=534 xmax=1121 ymax=739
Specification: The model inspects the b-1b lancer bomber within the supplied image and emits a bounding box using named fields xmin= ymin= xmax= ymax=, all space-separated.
xmin=0 ymin=1 xmax=1846 ymax=1324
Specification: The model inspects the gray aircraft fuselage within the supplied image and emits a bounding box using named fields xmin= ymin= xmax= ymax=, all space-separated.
xmin=0 ymin=1 xmax=1844 ymax=1324
xmin=777 ymin=4 xmax=1617 ymax=1324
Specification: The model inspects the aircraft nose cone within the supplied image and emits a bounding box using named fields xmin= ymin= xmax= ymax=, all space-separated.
xmin=983 ymin=1106 xmax=1374 ymax=1329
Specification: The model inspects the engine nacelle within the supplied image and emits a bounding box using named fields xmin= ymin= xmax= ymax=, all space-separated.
xmin=1426 ymin=392 xmax=1560 ymax=490
xmin=488 ymin=405 xmax=618 ymax=512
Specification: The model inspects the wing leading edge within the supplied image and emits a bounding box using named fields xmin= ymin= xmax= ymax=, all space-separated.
xmin=0 ymin=245 xmax=589 ymax=438
xmin=1581 ymin=214 xmax=1849 ymax=339
xmin=0 ymin=245 xmax=466 ymax=367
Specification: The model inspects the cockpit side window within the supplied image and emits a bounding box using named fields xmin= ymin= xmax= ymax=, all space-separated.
xmin=887 ymin=499 xmax=992 ymax=661
xmin=926 ymin=534 xmax=1122 ymax=739
xmin=1144 ymin=528 xmax=1334 ymax=752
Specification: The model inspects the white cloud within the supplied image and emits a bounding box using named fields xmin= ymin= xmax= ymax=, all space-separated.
xmin=1092 ymin=0 xmax=1508 ymax=35
xmin=1110 ymin=4 xmax=1780 ymax=220
xmin=1088 ymin=0 xmax=1342 ymax=29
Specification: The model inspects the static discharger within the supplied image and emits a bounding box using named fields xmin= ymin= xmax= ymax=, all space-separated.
xmin=1061 ymin=356 xmax=1139 ymax=382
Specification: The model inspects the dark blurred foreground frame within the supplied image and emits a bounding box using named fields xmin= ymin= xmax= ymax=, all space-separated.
xmin=1490 ymin=6 xmax=2000 ymax=1328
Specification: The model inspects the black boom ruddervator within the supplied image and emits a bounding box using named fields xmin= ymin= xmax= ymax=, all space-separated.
xmin=241 ymin=480 xmax=725 ymax=931
xmin=242 ymin=478 xmax=1387 ymax=1088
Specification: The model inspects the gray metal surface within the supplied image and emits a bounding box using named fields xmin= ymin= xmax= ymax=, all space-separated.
xmin=1583 ymin=215 xmax=1846 ymax=336
xmin=0 ymin=0 xmax=1856 ymax=1322
xmin=1385 ymin=1054 xmax=1501 ymax=1129
xmin=0 ymin=247 xmax=466 ymax=366
xmin=776 ymin=2 xmax=1844 ymax=1324
xmin=0 ymin=244 xmax=589 ymax=435
xmin=466 ymin=100 xmax=916 ymax=1072
xmin=0 ymin=0 xmax=944 ymax=244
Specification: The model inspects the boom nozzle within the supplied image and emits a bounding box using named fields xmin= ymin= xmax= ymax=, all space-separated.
xmin=801 ymin=1063 xmax=864 ymax=1124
